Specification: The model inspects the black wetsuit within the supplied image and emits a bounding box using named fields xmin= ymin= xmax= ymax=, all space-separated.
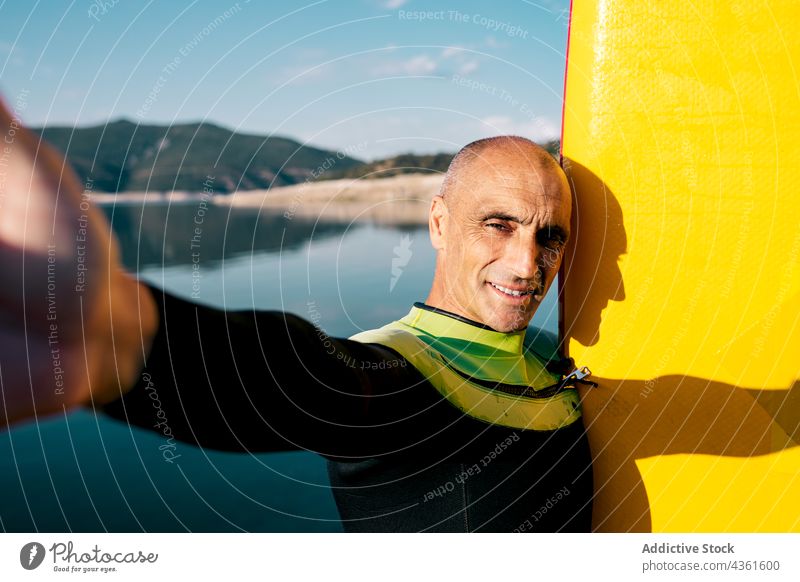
xmin=100 ymin=285 xmax=593 ymax=532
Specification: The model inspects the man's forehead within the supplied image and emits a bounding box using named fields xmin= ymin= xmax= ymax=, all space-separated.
xmin=441 ymin=137 xmax=571 ymax=217
xmin=468 ymin=155 xmax=559 ymax=185
xmin=462 ymin=190 xmax=569 ymax=222
xmin=457 ymin=187 xmax=569 ymax=218
xmin=455 ymin=155 xmax=566 ymax=196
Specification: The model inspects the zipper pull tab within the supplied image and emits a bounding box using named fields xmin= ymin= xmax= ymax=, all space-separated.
xmin=561 ymin=366 xmax=598 ymax=388
xmin=567 ymin=366 xmax=592 ymax=382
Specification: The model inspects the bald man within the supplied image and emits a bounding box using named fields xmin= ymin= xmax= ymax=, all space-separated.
xmin=1 ymin=108 xmax=592 ymax=531
xmin=428 ymin=136 xmax=571 ymax=332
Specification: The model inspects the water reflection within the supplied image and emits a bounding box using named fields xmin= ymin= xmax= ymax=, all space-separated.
xmin=104 ymin=202 xmax=558 ymax=336
xmin=103 ymin=202 xmax=355 ymax=268
xmin=0 ymin=204 xmax=560 ymax=534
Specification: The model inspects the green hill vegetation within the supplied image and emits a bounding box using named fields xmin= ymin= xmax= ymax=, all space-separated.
xmin=33 ymin=120 xmax=560 ymax=193
xmin=33 ymin=120 xmax=364 ymax=193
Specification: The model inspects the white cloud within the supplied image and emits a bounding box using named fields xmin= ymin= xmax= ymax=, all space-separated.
xmin=440 ymin=46 xmax=463 ymax=59
xmin=442 ymin=46 xmax=480 ymax=75
xmin=371 ymin=47 xmax=480 ymax=77
xmin=457 ymin=60 xmax=479 ymax=75
xmin=383 ymin=0 xmax=408 ymax=8
xmin=373 ymin=54 xmax=438 ymax=75
xmin=404 ymin=55 xmax=438 ymax=74
xmin=483 ymin=36 xmax=509 ymax=50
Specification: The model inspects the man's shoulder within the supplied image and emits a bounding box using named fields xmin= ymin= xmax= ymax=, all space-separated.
xmin=349 ymin=320 xmax=427 ymax=352
xmin=350 ymin=319 xmax=405 ymax=341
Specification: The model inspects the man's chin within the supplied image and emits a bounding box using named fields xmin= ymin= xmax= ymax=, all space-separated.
xmin=481 ymin=303 xmax=535 ymax=332
xmin=493 ymin=317 xmax=533 ymax=333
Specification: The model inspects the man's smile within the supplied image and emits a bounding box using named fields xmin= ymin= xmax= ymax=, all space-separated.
xmin=487 ymin=281 xmax=543 ymax=303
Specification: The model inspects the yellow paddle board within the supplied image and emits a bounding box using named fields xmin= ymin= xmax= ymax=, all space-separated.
xmin=560 ymin=0 xmax=800 ymax=532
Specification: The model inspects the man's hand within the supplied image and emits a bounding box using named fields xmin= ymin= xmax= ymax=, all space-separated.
xmin=0 ymin=97 xmax=157 ymax=428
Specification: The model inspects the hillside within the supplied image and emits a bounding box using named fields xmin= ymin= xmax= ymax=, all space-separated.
xmin=317 ymin=139 xmax=560 ymax=181
xmin=319 ymin=152 xmax=454 ymax=180
xmin=33 ymin=120 xmax=560 ymax=194
xmin=33 ymin=120 xmax=364 ymax=193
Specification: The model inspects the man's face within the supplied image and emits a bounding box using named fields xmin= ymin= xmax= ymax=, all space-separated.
xmin=429 ymin=151 xmax=571 ymax=332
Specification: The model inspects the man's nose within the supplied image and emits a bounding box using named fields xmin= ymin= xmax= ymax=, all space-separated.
xmin=505 ymin=236 xmax=541 ymax=281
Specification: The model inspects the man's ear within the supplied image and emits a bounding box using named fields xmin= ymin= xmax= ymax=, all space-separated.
xmin=428 ymin=195 xmax=447 ymax=251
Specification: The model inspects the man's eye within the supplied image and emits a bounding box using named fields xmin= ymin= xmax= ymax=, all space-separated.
xmin=486 ymin=222 xmax=510 ymax=232
xmin=537 ymin=231 xmax=565 ymax=250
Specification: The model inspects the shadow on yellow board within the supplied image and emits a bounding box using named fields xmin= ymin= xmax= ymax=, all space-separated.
xmin=560 ymin=0 xmax=800 ymax=532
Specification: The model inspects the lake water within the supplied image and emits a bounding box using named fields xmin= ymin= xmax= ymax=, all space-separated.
xmin=0 ymin=202 xmax=558 ymax=532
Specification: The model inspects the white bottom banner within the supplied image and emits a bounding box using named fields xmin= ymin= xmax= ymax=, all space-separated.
xmin=1 ymin=533 xmax=798 ymax=581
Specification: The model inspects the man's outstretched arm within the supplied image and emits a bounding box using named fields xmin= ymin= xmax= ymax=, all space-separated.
xmin=99 ymin=285 xmax=458 ymax=459
xmin=0 ymin=97 xmax=461 ymax=458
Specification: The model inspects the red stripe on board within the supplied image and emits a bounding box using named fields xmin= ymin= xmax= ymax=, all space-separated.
xmin=558 ymin=0 xmax=574 ymax=352
xmin=559 ymin=0 xmax=575 ymax=164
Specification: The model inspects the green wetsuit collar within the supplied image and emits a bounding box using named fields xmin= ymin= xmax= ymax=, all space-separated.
xmin=402 ymin=302 xmax=527 ymax=356
xmin=349 ymin=302 xmax=584 ymax=431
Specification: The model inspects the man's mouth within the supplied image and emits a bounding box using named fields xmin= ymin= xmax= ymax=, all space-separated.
xmin=488 ymin=282 xmax=543 ymax=302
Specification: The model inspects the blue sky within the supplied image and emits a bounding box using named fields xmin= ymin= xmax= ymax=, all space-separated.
xmin=1 ymin=0 xmax=571 ymax=159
